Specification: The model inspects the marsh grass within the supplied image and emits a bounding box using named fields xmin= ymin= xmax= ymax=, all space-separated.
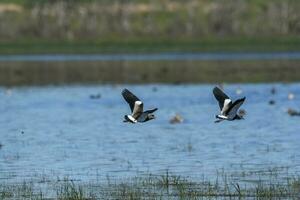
xmin=1 ymin=170 xmax=300 ymax=199
xmin=56 ymin=180 xmax=85 ymax=200
xmin=0 ymin=181 xmax=43 ymax=200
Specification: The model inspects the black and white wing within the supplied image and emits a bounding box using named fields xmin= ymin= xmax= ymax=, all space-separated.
xmin=136 ymin=108 xmax=157 ymax=122
xmin=213 ymin=87 xmax=232 ymax=115
xmin=136 ymin=112 xmax=149 ymax=122
xmin=122 ymin=89 xmax=141 ymax=112
xmin=144 ymin=108 xmax=158 ymax=114
xmin=132 ymin=101 xmax=144 ymax=119
xmin=226 ymin=97 xmax=246 ymax=118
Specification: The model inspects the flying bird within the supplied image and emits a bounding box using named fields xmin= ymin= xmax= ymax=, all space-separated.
xmin=213 ymin=87 xmax=246 ymax=123
xmin=122 ymin=89 xmax=158 ymax=123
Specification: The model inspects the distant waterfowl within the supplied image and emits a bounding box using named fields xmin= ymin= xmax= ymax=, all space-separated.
xmin=5 ymin=88 xmax=12 ymax=96
xmin=169 ymin=114 xmax=184 ymax=124
xmin=89 ymin=93 xmax=101 ymax=99
xmin=235 ymin=87 xmax=243 ymax=95
xmin=287 ymin=108 xmax=300 ymax=116
xmin=152 ymin=87 xmax=158 ymax=92
xmin=271 ymin=87 xmax=276 ymax=95
xmin=268 ymin=100 xmax=276 ymax=105
xmin=288 ymin=93 xmax=295 ymax=100
xmin=122 ymin=88 xmax=158 ymax=123
xmin=213 ymin=86 xmax=246 ymax=123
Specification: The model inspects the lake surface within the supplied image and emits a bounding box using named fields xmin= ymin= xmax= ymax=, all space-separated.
xmin=0 ymin=84 xmax=300 ymax=183
xmin=2 ymin=52 xmax=300 ymax=62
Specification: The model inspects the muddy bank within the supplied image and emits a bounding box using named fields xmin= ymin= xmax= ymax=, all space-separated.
xmin=0 ymin=60 xmax=300 ymax=86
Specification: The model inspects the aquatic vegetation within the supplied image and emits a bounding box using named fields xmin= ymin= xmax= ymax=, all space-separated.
xmin=1 ymin=171 xmax=300 ymax=199
xmin=56 ymin=180 xmax=86 ymax=200
xmin=0 ymin=181 xmax=42 ymax=199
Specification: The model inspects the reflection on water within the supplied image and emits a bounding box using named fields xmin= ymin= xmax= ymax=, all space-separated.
xmin=0 ymin=84 xmax=300 ymax=183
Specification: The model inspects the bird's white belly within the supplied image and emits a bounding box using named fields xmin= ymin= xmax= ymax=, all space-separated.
xmin=217 ymin=115 xmax=228 ymax=120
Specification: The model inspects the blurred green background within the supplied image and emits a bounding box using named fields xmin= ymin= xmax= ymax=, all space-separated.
xmin=1 ymin=0 xmax=300 ymax=54
xmin=1 ymin=0 xmax=300 ymax=85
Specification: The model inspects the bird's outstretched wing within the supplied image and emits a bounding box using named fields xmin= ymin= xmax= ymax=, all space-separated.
xmin=144 ymin=108 xmax=158 ymax=114
xmin=213 ymin=87 xmax=232 ymax=114
xmin=226 ymin=97 xmax=246 ymax=118
xmin=122 ymin=89 xmax=141 ymax=112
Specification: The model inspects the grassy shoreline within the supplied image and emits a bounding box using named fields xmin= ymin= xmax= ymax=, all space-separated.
xmin=1 ymin=37 xmax=300 ymax=54
xmin=1 ymin=60 xmax=300 ymax=86
xmin=1 ymin=170 xmax=300 ymax=199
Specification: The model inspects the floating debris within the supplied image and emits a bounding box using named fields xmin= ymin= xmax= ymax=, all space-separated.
xmin=169 ymin=114 xmax=184 ymax=124
xmin=287 ymin=108 xmax=300 ymax=116
xmin=269 ymin=100 xmax=275 ymax=105
xmin=0 ymin=143 xmax=3 ymax=149
xmin=288 ymin=93 xmax=295 ymax=100
xmin=90 ymin=93 xmax=101 ymax=99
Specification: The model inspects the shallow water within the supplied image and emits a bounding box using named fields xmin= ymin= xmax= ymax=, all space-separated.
xmin=2 ymin=52 xmax=300 ymax=62
xmin=0 ymin=84 xmax=300 ymax=183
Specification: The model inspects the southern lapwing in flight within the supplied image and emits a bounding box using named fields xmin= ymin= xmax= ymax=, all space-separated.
xmin=122 ymin=89 xmax=158 ymax=123
xmin=213 ymin=86 xmax=246 ymax=123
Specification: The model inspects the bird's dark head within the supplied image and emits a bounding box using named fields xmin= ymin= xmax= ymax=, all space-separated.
xmin=147 ymin=113 xmax=156 ymax=120
xmin=237 ymin=109 xmax=246 ymax=120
